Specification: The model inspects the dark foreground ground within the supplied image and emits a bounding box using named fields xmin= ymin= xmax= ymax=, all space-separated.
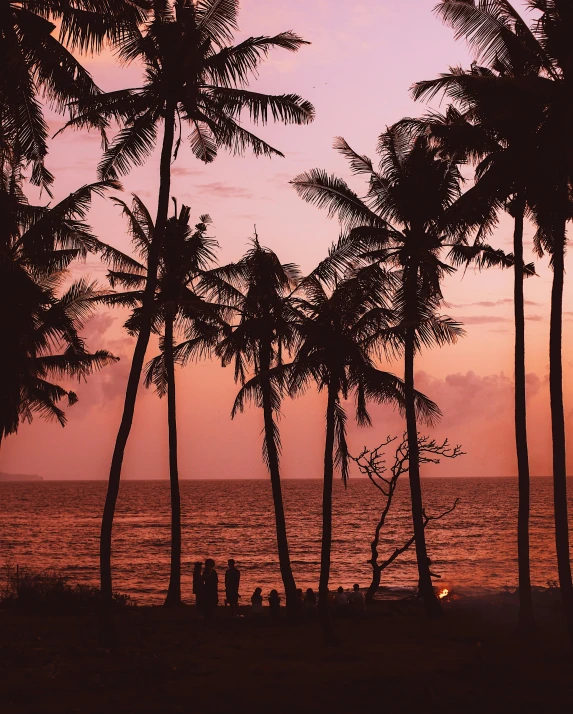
xmin=1 ymin=594 xmax=572 ymax=714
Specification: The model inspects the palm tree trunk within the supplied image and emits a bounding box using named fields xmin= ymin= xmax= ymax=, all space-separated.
xmin=164 ymin=312 xmax=182 ymax=607
xmin=260 ymin=347 xmax=298 ymax=611
xmin=319 ymin=382 xmax=338 ymax=644
xmin=513 ymin=197 xmax=535 ymax=632
xmin=549 ymin=217 xmax=573 ymax=648
xmin=405 ymin=328 xmax=442 ymax=618
xmin=100 ymin=103 xmax=177 ymax=604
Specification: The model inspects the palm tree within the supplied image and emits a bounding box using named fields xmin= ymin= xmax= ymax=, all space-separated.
xmin=433 ymin=0 xmax=573 ymax=646
xmin=0 ymin=1 xmax=149 ymax=191
xmin=289 ymin=264 xmax=440 ymax=642
xmin=95 ymin=194 xmax=221 ymax=607
xmin=62 ymin=0 xmax=315 ymax=602
xmin=211 ymin=238 xmax=302 ymax=611
xmin=0 ymin=154 xmax=119 ymax=441
xmin=410 ymin=54 xmax=545 ymax=630
xmin=292 ymin=127 xmax=465 ymax=618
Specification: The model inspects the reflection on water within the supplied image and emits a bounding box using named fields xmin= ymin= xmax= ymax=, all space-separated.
xmin=0 ymin=478 xmax=571 ymax=604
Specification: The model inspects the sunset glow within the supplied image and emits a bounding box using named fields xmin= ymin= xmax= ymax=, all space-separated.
xmin=1 ymin=0 xmax=571 ymax=482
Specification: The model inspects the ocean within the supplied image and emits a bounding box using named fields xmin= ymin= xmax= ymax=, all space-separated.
xmin=1 ymin=478 xmax=572 ymax=604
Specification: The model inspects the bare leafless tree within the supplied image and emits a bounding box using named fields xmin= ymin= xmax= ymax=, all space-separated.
xmin=352 ymin=435 xmax=463 ymax=603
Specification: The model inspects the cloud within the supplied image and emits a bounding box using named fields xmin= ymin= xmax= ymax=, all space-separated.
xmin=526 ymin=315 xmax=544 ymax=322
xmin=195 ymin=182 xmax=254 ymax=199
xmin=450 ymin=298 xmax=540 ymax=308
xmin=172 ymin=166 xmax=205 ymax=178
xmin=457 ymin=315 xmax=509 ymax=325
xmin=348 ymin=369 xmax=552 ymax=477
xmin=63 ymin=314 xmax=140 ymax=415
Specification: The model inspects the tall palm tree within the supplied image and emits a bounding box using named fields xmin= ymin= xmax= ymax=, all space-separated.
xmin=0 ymin=154 xmax=119 ymax=441
xmin=292 ymin=127 xmax=464 ymax=618
xmin=289 ymin=264 xmax=440 ymax=642
xmin=211 ymin=238 xmax=302 ymax=611
xmin=63 ymin=0 xmax=315 ymax=602
xmin=95 ymin=194 xmax=221 ymax=606
xmin=0 ymin=1 xmax=149 ymax=191
xmin=433 ymin=0 xmax=573 ymax=646
xmin=410 ymin=55 xmax=545 ymax=630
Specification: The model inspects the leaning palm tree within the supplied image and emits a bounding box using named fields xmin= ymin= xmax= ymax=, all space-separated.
xmin=433 ymin=0 xmax=573 ymax=647
xmin=410 ymin=52 xmax=545 ymax=631
xmin=95 ymin=195 xmax=222 ymax=606
xmin=292 ymin=126 xmax=465 ymax=618
xmin=62 ymin=0 xmax=315 ymax=602
xmin=289 ymin=265 xmax=440 ymax=642
xmin=0 ymin=155 xmax=119 ymax=441
xmin=0 ymin=1 xmax=149 ymax=191
xmin=211 ymin=238 xmax=302 ymax=611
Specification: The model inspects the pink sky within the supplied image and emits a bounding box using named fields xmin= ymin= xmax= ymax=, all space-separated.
xmin=2 ymin=0 xmax=572 ymax=480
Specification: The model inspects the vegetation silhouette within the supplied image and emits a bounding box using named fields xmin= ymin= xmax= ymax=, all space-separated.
xmin=288 ymin=264 xmax=440 ymax=642
xmin=434 ymin=0 xmax=573 ymax=647
xmin=60 ymin=0 xmax=314 ymax=604
xmin=0 ymin=1 xmax=148 ymax=191
xmin=96 ymin=195 xmax=223 ymax=607
xmin=0 ymin=149 xmax=118 ymax=442
xmin=2 ymin=0 xmax=573 ymax=673
xmin=410 ymin=51 xmax=542 ymax=631
xmin=211 ymin=237 xmax=302 ymax=612
xmin=292 ymin=124 xmax=464 ymax=618
xmin=352 ymin=435 xmax=461 ymax=603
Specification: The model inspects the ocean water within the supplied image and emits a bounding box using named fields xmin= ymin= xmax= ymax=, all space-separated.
xmin=0 ymin=478 xmax=572 ymax=604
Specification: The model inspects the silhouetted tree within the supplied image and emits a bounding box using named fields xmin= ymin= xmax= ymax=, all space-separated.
xmin=95 ymin=195 xmax=221 ymax=607
xmin=0 ymin=154 xmax=118 ymax=441
xmin=62 ymin=0 xmax=315 ymax=603
xmin=352 ymin=435 xmax=461 ymax=603
xmin=289 ymin=265 xmax=440 ymax=643
xmin=0 ymin=1 xmax=148 ymax=191
xmin=410 ymin=55 xmax=542 ymax=630
xmin=211 ymin=238 xmax=302 ymax=611
xmin=434 ymin=0 xmax=573 ymax=647
xmin=292 ymin=126 xmax=464 ymax=618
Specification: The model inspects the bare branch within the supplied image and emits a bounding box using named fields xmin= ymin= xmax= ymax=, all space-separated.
xmin=353 ymin=433 xmax=463 ymax=602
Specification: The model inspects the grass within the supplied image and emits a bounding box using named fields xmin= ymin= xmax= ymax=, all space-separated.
xmin=0 ymin=564 xmax=132 ymax=615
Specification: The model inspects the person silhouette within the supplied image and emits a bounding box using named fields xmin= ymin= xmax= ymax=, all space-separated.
xmin=303 ymin=587 xmax=317 ymax=616
xmin=334 ymin=586 xmax=348 ymax=612
xmin=268 ymin=589 xmax=281 ymax=618
xmin=202 ymin=558 xmax=218 ymax=619
xmin=251 ymin=587 xmax=264 ymax=617
xmin=350 ymin=583 xmax=365 ymax=615
xmin=225 ymin=559 xmax=241 ymax=618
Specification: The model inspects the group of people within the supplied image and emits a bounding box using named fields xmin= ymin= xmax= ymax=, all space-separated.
xmin=192 ymin=558 xmax=367 ymax=619
xmin=192 ymin=557 xmax=241 ymax=619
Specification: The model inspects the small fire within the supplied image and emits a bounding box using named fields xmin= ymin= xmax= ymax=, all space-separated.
xmin=438 ymin=588 xmax=449 ymax=600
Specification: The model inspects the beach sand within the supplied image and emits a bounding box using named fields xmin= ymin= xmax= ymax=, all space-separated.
xmin=1 ymin=594 xmax=572 ymax=713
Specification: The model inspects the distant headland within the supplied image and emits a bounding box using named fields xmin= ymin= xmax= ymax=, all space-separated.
xmin=0 ymin=472 xmax=43 ymax=482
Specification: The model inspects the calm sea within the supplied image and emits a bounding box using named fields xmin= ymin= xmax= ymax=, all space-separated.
xmin=1 ymin=478 xmax=572 ymax=604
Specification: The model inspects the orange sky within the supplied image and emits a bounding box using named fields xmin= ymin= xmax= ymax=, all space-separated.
xmin=2 ymin=0 xmax=572 ymax=480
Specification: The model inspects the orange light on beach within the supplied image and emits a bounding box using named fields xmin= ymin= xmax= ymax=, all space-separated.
xmin=439 ymin=588 xmax=449 ymax=600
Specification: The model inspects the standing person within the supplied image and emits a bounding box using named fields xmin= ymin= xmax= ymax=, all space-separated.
xmin=225 ymin=559 xmax=241 ymax=618
xmin=350 ymin=584 xmax=366 ymax=615
xmin=202 ymin=559 xmax=218 ymax=620
xmin=268 ymin=589 xmax=281 ymax=619
xmin=192 ymin=562 xmax=203 ymax=617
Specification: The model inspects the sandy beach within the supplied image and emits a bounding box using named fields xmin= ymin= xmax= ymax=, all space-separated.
xmin=1 ymin=593 xmax=572 ymax=714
